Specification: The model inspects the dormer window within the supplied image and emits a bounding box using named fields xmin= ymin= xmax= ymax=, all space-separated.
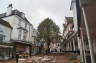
xmin=21 ymin=12 xmax=25 ymax=18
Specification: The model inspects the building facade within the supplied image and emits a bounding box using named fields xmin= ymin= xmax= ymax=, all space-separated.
xmin=62 ymin=17 xmax=79 ymax=52
xmin=0 ymin=4 xmax=37 ymax=57
xmin=0 ymin=19 xmax=13 ymax=60
xmin=66 ymin=0 xmax=96 ymax=63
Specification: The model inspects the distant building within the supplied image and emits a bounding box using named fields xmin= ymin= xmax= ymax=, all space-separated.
xmin=0 ymin=19 xmax=13 ymax=60
xmin=31 ymin=28 xmax=38 ymax=55
xmin=50 ymin=42 xmax=60 ymax=52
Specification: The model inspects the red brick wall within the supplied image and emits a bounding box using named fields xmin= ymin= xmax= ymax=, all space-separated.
xmin=84 ymin=2 xmax=96 ymax=39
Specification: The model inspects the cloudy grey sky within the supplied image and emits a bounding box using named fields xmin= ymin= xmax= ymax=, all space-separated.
xmin=0 ymin=0 xmax=72 ymax=33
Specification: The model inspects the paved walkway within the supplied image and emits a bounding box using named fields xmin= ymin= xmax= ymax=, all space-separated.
xmin=18 ymin=54 xmax=80 ymax=63
xmin=0 ymin=59 xmax=16 ymax=63
xmin=54 ymin=56 xmax=68 ymax=63
xmin=42 ymin=55 xmax=68 ymax=63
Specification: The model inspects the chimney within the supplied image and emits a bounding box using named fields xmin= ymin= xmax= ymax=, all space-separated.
xmin=6 ymin=4 xmax=13 ymax=16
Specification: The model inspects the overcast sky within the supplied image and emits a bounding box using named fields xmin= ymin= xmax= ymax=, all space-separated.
xmin=0 ymin=0 xmax=72 ymax=33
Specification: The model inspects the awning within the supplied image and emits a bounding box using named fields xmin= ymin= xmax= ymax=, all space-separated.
xmin=13 ymin=40 xmax=32 ymax=45
xmin=0 ymin=45 xmax=13 ymax=48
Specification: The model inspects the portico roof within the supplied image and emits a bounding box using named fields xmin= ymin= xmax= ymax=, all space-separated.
xmin=12 ymin=40 xmax=32 ymax=45
xmin=0 ymin=19 xmax=12 ymax=29
xmin=0 ymin=45 xmax=13 ymax=48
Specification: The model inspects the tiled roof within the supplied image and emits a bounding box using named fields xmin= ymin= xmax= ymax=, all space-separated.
xmin=0 ymin=9 xmax=30 ymax=24
xmin=0 ymin=19 xmax=12 ymax=29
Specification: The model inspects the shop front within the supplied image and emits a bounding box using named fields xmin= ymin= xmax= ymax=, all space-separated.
xmin=15 ymin=41 xmax=32 ymax=57
xmin=0 ymin=45 xmax=13 ymax=60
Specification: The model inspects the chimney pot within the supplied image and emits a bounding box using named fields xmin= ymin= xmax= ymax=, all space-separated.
xmin=6 ymin=4 xmax=13 ymax=16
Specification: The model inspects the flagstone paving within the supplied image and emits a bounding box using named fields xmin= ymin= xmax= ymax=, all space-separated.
xmin=18 ymin=54 xmax=80 ymax=63
xmin=0 ymin=59 xmax=16 ymax=63
xmin=0 ymin=55 xmax=80 ymax=63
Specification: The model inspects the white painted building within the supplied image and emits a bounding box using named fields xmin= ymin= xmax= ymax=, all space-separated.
xmin=0 ymin=19 xmax=13 ymax=60
xmin=0 ymin=19 xmax=12 ymax=43
xmin=0 ymin=5 xmax=32 ymax=43
xmin=70 ymin=0 xmax=78 ymax=33
xmin=0 ymin=4 xmax=37 ymax=56
xmin=0 ymin=4 xmax=36 ymax=43
xmin=62 ymin=17 xmax=79 ymax=52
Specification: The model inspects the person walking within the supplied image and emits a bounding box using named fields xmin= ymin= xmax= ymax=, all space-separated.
xmin=57 ymin=46 xmax=60 ymax=53
xmin=16 ymin=52 xmax=19 ymax=63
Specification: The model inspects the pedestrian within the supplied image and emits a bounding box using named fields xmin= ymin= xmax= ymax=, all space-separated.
xmin=57 ymin=46 xmax=60 ymax=52
xmin=16 ymin=52 xmax=19 ymax=63
xmin=44 ymin=42 xmax=48 ymax=55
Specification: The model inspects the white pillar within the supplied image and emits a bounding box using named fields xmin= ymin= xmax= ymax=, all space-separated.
xmin=68 ymin=42 xmax=70 ymax=51
xmin=81 ymin=28 xmax=87 ymax=63
xmin=65 ymin=43 xmax=67 ymax=51
xmin=73 ymin=38 xmax=76 ymax=51
xmin=69 ymin=41 xmax=71 ymax=51
xmin=77 ymin=36 xmax=84 ymax=62
xmin=70 ymin=41 xmax=72 ymax=51
xmin=67 ymin=43 xmax=68 ymax=51
xmin=69 ymin=42 xmax=71 ymax=51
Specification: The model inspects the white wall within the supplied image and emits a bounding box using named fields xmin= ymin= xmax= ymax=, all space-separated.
xmin=71 ymin=1 xmax=78 ymax=32
xmin=31 ymin=28 xmax=37 ymax=44
xmin=2 ymin=16 xmax=19 ymax=40
xmin=0 ymin=24 xmax=12 ymax=43
xmin=28 ymin=25 xmax=33 ymax=43
xmin=2 ymin=15 xmax=36 ymax=43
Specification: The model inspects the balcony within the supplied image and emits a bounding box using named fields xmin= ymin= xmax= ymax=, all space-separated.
xmin=17 ymin=27 xmax=28 ymax=32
